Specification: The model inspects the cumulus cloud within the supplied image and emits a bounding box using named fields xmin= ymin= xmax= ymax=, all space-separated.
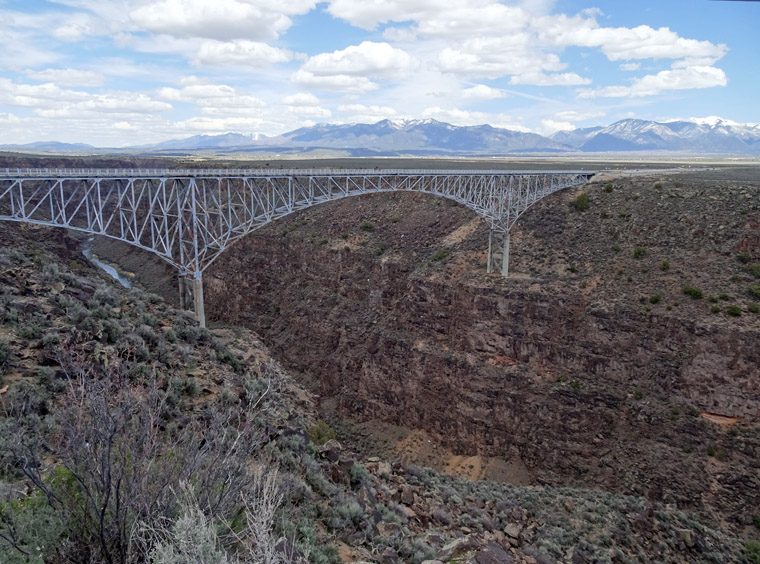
xmin=438 ymin=36 xmax=565 ymax=78
xmin=300 ymin=41 xmax=419 ymax=79
xmin=171 ymin=116 xmax=265 ymax=133
xmin=620 ymin=62 xmax=640 ymax=71
xmin=541 ymin=119 xmax=575 ymax=134
xmin=156 ymin=80 xmax=266 ymax=115
xmin=281 ymin=92 xmax=331 ymax=118
xmin=337 ymin=104 xmax=398 ymax=123
xmin=462 ymin=84 xmax=506 ymax=100
xmin=538 ymin=14 xmax=727 ymax=62
xmin=24 ymin=68 xmax=104 ymax=87
xmin=578 ymin=65 xmax=727 ymax=98
xmin=421 ymin=106 xmax=530 ymax=131
xmin=193 ymin=40 xmax=293 ymax=67
xmin=129 ymin=0 xmax=315 ymax=41
xmin=291 ymin=70 xmax=378 ymax=93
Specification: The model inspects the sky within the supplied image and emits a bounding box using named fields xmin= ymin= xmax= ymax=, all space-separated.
xmin=0 ymin=0 xmax=757 ymax=147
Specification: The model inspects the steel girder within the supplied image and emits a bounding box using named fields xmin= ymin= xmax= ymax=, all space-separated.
xmin=0 ymin=168 xmax=594 ymax=325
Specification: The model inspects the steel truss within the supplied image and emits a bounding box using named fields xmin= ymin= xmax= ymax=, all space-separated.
xmin=0 ymin=168 xmax=594 ymax=326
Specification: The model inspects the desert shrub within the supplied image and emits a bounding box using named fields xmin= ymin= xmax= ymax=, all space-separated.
xmin=726 ymin=305 xmax=742 ymax=317
xmin=682 ymin=286 xmax=703 ymax=300
xmin=747 ymin=540 xmax=760 ymax=564
xmin=307 ymin=420 xmax=335 ymax=446
xmin=749 ymin=285 xmax=760 ymax=300
xmin=737 ymin=251 xmax=751 ymax=264
xmin=574 ymin=193 xmax=590 ymax=211
xmin=711 ymin=306 xmax=721 ymax=314
xmin=649 ymin=294 xmax=661 ymax=304
xmin=604 ymin=183 xmax=613 ymax=193
xmin=0 ymin=491 xmax=66 ymax=564
xmin=5 ymin=373 xmax=268 ymax=564
xmin=633 ymin=247 xmax=646 ymax=259
xmin=358 ymin=220 xmax=375 ymax=232
xmin=660 ymin=261 xmax=670 ymax=271
xmin=611 ymin=244 xmax=621 ymax=253
xmin=431 ymin=248 xmax=448 ymax=262
xmin=749 ymin=264 xmax=760 ymax=278
xmin=749 ymin=303 xmax=759 ymax=314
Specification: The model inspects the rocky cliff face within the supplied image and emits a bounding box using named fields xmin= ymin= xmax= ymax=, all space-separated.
xmin=205 ymin=170 xmax=760 ymax=530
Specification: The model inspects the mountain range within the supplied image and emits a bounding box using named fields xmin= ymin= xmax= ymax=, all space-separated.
xmin=2 ymin=117 xmax=759 ymax=156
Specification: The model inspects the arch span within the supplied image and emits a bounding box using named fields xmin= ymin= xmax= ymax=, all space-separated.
xmin=0 ymin=168 xmax=595 ymax=326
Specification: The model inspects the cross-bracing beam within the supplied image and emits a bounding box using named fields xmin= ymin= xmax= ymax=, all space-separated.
xmin=0 ymin=168 xmax=594 ymax=326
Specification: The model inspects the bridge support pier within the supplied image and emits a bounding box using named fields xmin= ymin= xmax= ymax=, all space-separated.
xmin=193 ymin=273 xmax=206 ymax=328
xmin=486 ymin=229 xmax=511 ymax=277
xmin=178 ymin=271 xmax=188 ymax=311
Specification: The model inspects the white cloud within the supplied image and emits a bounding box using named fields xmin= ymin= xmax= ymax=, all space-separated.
xmin=129 ymin=0 xmax=315 ymax=41
xmin=171 ymin=116 xmax=265 ymax=133
xmin=193 ymin=40 xmax=293 ymax=67
xmin=33 ymin=93 xmax=171 ymax=117
xmin=553 ymin=110 xmax=606 ymax=122
xmin=421 ymin=106 xmax=530 ymax=132
xmin=282 ymin=93 xmax=320 ymax=106
xmin=509 ymin=71 xmax=591 ymax=86
xmin=462 ymin=84 xmax=506 ymax=100
xmin=290 ymin=70 xmax=378 ymax=93
xmin=538 ymin=14 xmax=727 ymax=62
xmin=281 ymin=92 xmax=330 ymax=118
xmin=156 ymin=81 xmax=266 ymax=116
xmin=578 ymin=65 xmax=727 ymax=98
xmin=541 ymin=119 xmax=575 ymax=134
xmin=620 ymin=62 xmax=640 ymax=71
xmin=24 ymin=68 xmax=104 ymax=87
xmin=337 ymin=104 xmax=398 ymax=123
xmin=438 ymin=36 xmax=565 ymax=78
xmin=300 ymin=41 xmax=419 ymax=79
xmin=52 ymin=13 xmax=96 ymax=41
xmin=325 ymin=0 xmax=440 ymax=30
xmin=0 ymin=112 xmax=21 ymax=123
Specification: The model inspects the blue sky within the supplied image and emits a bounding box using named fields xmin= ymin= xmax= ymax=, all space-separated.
xmin=0 ymin=0 xmax=756 ymax=146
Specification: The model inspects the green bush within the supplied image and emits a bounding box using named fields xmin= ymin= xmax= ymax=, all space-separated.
xmin=747 ymin=540 xmax=760 ymax=564
xmin=633 ymin=247 xmax=646 ymax=259
xmin=611 ymin=244 xmax=621 ymax=253
xmin=737 ymin=251 xmax=751 ymax=264
xmin=749 ymin=285 xmax=760 ymax=300
xmin=749 ymin=263 xmax=760 ymax=278
xmin=307 ymin=420 xmax=336 ymax=445
xmin=649 ymin=294 xmax=661 ymax=304
xmin=682 ymin=286 xmax=703 ymax=300
xmin=359 ymin=220 xmax=375 ymax=232
xmin=726 ymin=305 xmax=742 ymax=317
xmin=574 ymin=193 xmax=590 ymax=211
xmin=660 ymin=261 xmax=670 ymax=271
xmin=604 ymin=183 xmax=613 ymax=193
xmin=749 ymin=303 xmax=759 ymax=314
xmin=431 ymin=248 xmax=449 ymax=262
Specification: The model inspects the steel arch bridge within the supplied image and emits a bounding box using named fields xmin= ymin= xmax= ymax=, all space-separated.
xmin=0 ymin=168 xmax=594 ymax=326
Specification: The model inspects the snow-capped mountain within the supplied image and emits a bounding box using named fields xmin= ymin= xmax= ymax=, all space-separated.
xmin=261 ymin=118 xmax=568 ymax=154
xmin=551 ymin=117 xmax=760 ymax=153
xmin=3 ymin=117 xmax=759 ymax=156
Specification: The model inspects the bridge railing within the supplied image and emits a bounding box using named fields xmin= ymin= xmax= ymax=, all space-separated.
xmin=1 ymin=168 xmax=594 ymax=178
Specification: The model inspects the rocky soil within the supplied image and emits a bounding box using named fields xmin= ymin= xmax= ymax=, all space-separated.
xmin=200 ymin=167 xmax=760 ymax=537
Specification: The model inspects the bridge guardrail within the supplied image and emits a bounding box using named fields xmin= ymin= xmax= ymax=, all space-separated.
xmin=1 ymin=168 xmax=595 ymax=178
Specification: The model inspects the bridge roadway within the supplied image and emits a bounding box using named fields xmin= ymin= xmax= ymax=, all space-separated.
xmin=0 ymin=168 xmax=595 ymax=326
